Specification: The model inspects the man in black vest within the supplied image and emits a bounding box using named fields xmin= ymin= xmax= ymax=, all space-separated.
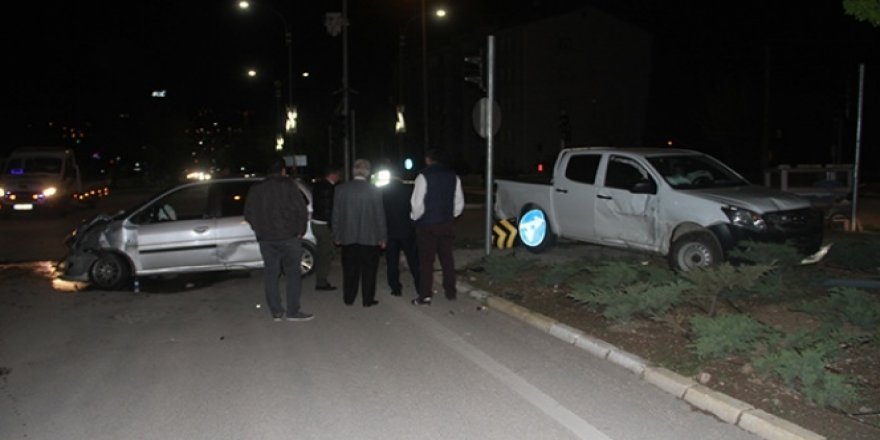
xmin=410 ymin=149 xmax=464 ymax=305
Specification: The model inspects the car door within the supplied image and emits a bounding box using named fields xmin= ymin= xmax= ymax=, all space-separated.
xmin=211 ymin=180 xmax=263 ymax=268
xmin=593 ymin=155 xmax=660 ymax=249
xmin=130 ymin=183 xmax=218 ymax=272
xmin=552 ymin=153 xmax=602 ymax=241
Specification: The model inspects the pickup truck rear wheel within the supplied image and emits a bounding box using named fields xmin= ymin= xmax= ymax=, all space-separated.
xmin=669 ymin=231 xmax=722 ymax=272
xmin=89 ymin=253 xmax=131 ymax=290
xmin=518 ymin=206 xmax=556 ymax=253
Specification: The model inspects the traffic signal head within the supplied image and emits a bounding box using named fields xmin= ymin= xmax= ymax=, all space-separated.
xmin=464 ymin=54 xmax=485 ymax=91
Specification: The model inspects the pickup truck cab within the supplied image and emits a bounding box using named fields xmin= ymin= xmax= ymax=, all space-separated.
xmin=0 ymin=147 xmax=109 ymax=214
xmin=494 ymin=147 xmax=823 ymax=271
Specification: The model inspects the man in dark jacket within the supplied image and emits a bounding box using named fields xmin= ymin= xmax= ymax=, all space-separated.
xmin=311 ymin=165 xmax=341 ymax=290
xmin=410 ymin=149 xmax=464 ymax=305
xmin=332 ymin=159 xmax=387 ymax=307
xmin=244 ymin=159 xmax=314 ymax=321
xmin=381 ymin=166 xmax=419 ymax=297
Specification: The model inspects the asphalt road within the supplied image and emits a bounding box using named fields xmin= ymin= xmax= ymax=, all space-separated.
xmin=0 ymin=189 xmax=762 ymax=439
xmin=0 ymin=257 xmax=757 ymax=440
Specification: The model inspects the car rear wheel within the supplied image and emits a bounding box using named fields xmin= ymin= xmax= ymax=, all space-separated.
xmin=300 ymin=241 xmax=317 ymax=277
xmin=669 ymin=231 xmax=722 ymax=272
xmin=89 ymin=252 xmax=131 ymax=290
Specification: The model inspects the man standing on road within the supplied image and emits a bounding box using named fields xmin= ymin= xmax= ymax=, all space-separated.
xmin=311 ymin=165 xmax=342 ymax=291
xmin=410 ymin=149 xmax=464 ymax=305
xmin=332 ymin=159 xmax=387 ymax=307
xmin=244 ymin=159 xmax=314 ymax=322
xmin=381 ymin=164 xmax=419 ymax=297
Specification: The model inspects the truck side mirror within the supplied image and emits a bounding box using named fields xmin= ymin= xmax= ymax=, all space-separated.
xmin=631 ymin=180 xmax=656 ymax=195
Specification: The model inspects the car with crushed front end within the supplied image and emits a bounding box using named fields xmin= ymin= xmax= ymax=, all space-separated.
xmin=58 ymin=177 xmax=317 ymax=290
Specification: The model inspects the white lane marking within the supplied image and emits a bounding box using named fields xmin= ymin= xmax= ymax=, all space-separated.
xmin=401 ymin=304 xmax=614 ymax=440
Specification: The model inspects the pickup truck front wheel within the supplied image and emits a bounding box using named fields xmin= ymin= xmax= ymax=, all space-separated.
xmin=518 ymin=206 xmax=556 ymax=253
xmin=89 ymin=253 xmax=131 ymax=290
xmin=669 ymin=231 xmax=722 ymax=272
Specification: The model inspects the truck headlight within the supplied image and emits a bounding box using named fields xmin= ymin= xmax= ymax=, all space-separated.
xmin=43 ymin=187 xmax=58 ymax=197
xmin=722 ymin=206 xmax=766 ymax=231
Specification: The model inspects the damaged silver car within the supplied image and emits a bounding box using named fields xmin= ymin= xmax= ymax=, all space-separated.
xmin=58 ymin=177 xmax=317 ymax=290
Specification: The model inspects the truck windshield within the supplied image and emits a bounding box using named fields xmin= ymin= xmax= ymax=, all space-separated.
xmin=647 ymin=155 xmax=749 ymax=189
xmin=5 ymin=157 xmax=63 ymax=175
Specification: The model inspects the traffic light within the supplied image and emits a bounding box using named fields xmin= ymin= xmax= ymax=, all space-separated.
xmin=464 ymin=51 xmax=485 ymax=91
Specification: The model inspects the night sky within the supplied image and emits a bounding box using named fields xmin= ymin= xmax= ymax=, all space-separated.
xmin=3 ymin=1 xmax=878 ymax=179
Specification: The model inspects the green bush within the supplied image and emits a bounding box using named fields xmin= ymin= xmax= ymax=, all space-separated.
xmin=681 ymin=263 xmax=775 ymax=315
xmin=568 ymin=280 xmax=691 ymax=322
xmin=690 ymin=314 xmax=775 ymax=360
xmin=754 ymin=346 xmax=859 ymax=409
xmin=796 ymin=287 xmax=880 ymax=331
xmin=587 ymin=260 xmax=642 ymax=289
xmin=539 ymin=259 xmax=589 ymax=287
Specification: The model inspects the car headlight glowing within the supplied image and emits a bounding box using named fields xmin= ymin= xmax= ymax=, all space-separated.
xmin=373 ymin=169 xmax=391 ymax=187
xmin=722 ymin=206 xmax=766 ymax=231
xmin=43 ymin=187 xmax=58 ymax=197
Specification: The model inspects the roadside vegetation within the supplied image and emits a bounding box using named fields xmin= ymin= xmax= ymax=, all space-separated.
xmin=465 ymin=234 xmax=880 ymax=439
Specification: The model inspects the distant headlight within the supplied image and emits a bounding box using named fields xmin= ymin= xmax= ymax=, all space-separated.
xmin=43 ymin=187 xmax=58 ymax=197
xmin=373 ymin=169 xmax=391 ymax=187
xmin=722 ymin=206 xmax=766 ymax=231
xmin=186 ymin=171 xmax=212 ymax=180
xmin=0 ymin=187 xmax=5 ymax=196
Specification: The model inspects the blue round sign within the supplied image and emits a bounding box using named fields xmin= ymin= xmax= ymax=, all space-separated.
xmin=518 ymin=209 xmax=547 ymax=247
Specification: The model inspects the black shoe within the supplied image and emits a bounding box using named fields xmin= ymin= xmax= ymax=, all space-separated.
xmin=316 ymin=284 xmax=337 ymax=291
xmin=285 ymin=312 xmax=314 ymax=322
xmin=411 ymin=297 xmax=432 ymax=306
xmin=390 ymin=290 xmax=402 ymax=297
xmin=446 ymin=295 xmax=457 ymax=301
xmin=364 ymin=300 xmax=379 ymax=307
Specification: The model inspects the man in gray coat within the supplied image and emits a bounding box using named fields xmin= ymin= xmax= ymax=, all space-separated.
xmin=332 ymin=159 xmax=387 ymax=307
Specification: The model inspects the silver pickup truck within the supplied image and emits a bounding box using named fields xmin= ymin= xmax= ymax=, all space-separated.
xmin=494 ymin=147 xmax=823 ymax=271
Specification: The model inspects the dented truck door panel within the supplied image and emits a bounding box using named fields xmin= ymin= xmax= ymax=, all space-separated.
xmin=594 ymin=155 xmax=660 ymax=250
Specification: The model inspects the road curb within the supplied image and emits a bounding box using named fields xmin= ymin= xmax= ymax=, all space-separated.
xmin=458 ymin=279 xmax=827 ymax=440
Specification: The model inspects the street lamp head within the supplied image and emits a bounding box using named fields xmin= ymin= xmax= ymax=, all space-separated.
xmin=247 ymin=69 xmax=257 ymax=77
xmin=238 ymin=1 xmax=250 ymax=10
xmin=435 ymin=8 xmax=447 ymax=18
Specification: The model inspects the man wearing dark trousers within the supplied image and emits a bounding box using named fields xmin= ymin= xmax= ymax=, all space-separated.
xmin=410 ymin=149 xmax=465 ymax=305
xmin=311 ymin=165 xmax=341 ymax=291
xmin=332 ymin=159 xmax=387 ymax=307
xmin=243 ymin=158 xmax=314 ymax=321
xmin=381 ymin=167 xmax=419 ymax=297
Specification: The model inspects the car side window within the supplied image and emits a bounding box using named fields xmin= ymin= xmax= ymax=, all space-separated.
xmin=604 ymin=156 xmax=654 ymax=191
xmin=564 ymin=154 xmax=601 ymax=184
xmin=131 ymin=184 xmax=211 ymax=224
xmin=214 ymin=181 xmax=255 ymax=217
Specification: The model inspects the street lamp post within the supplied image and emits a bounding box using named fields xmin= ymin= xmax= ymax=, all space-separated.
xmin=239 ymin=1 xmax=294 ymax=151
xmin=398 ymin=6 xmax=446 ymax=162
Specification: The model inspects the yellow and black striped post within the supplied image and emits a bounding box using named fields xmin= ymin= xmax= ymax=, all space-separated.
xmin=492 ymin=218 xmax=518 ymax=249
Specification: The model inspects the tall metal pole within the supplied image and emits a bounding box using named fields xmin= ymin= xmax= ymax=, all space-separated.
xmin=420 ymin=0 xmax=429 ymax=155
xmin=342 ymin=0 xmax=351 ymax=180
xmin=851 ymin=64 xmax=865 ymax=232
xmin=484 ymin=35 xmax=496 ymax=256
